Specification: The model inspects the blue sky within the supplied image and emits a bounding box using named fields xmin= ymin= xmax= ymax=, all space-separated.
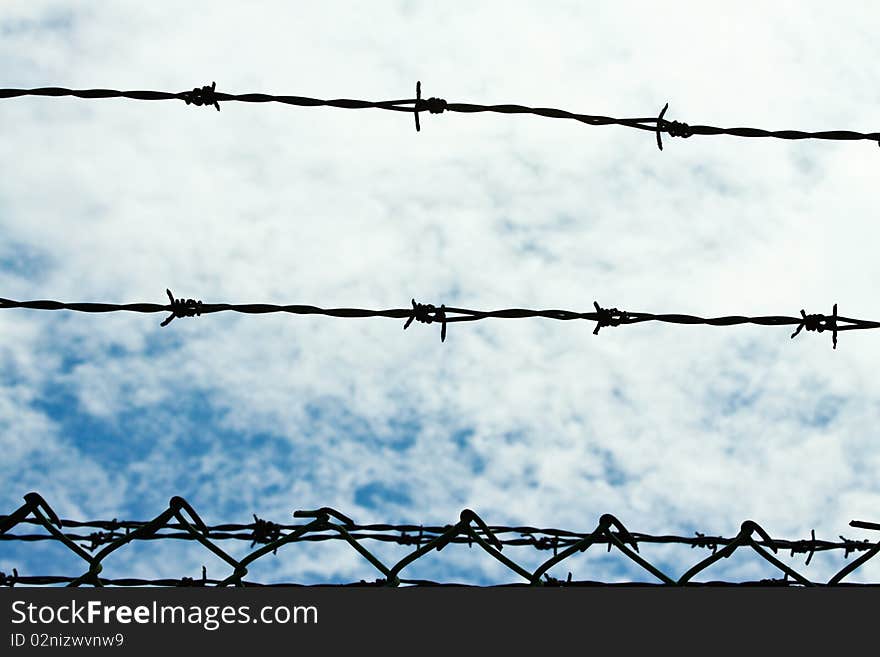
xmin=2 ymin=0 xmax=880 ymax=585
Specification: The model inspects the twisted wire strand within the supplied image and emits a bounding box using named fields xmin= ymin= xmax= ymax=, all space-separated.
xmin=2 ymin=494 xmax=880 ymax=586
xmin=0 ymin=292 xmax=870 ymax=348
xmin=1 ymin=82 xmax=877 ymax=148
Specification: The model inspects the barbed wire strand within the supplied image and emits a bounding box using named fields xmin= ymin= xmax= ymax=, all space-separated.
xmin=0 ymin=292 xmax=868 ymax=348
xmin=2 ymin=493 xmax=880 ymax=586
xmin=1 ymin=82 xmax=878 ymax=149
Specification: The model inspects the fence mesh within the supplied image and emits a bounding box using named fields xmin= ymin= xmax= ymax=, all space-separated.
xmin=2 ymin=492 xmax=880 ymax=586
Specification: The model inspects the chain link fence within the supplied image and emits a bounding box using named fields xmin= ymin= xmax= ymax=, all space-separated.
xmin=2 ymin=492 xmax=879 ymax=586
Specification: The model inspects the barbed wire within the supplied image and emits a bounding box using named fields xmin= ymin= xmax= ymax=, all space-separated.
xmin=0 ymin=291 xmax=869 ymax=348
xmin=2 ymin=492 xmax=880 ymax=586
xmin=1 ymin=81 xmax=878 ymax=149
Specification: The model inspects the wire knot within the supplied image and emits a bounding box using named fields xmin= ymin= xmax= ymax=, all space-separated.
xmin=531 ymin=536 xmax=555 ymax=551
xmin=655 ymin=102 xmax=692 ymax=150
xmin=691 ymin=531 xmax=719 ymax=554
xmin=183 ymin=81 xmax=220 ymax=111
xmin=403 ymin=298 xmax=448 ymax=342
xmin=592 ymin=301 xmax=627 ymax=335
xmin=839 ymin=535 xmax=870 ymax=559
xmin=423 ymin=97 xmax=447 ymax=114
xmin=87 ymin=531 xmax=111 ymax=551
xmin=666 ymin=120 xmax=692 ymax=138
xmin=413 ymin=81 xmax=446 ymax=132
xmin=0 ymin=568 xmax=18 ymax=587
xmin=790 ymin=303 xmax=839 ymax=349
xmin=251 ymin=514 xmax=282 ymax=552
xmin=789 ymin=529 xmax=817 ymax=565
xmin=161 ymin=288 xmax=203 ymax=327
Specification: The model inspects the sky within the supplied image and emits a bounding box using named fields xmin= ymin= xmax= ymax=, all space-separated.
xmin=2 ymin=0 xmax=880 ymax=585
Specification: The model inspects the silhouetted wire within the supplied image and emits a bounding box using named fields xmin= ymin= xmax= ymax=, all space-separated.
xmin=1 ymin=81 xmax=878 ymax=149
xmin=0 ymin=291 xmax=869 ymax=348
xmin=2 ymin=493 xmax=880 ymax=586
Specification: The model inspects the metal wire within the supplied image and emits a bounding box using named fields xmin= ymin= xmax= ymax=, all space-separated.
xmin=2 ymin=492 xmax=880 ymax=586
xmin=2 ymin=79 xmax=875 ymax=588
xmin=1 ymin=81 xmax=878 ymax=149
xmin=0 ymin=291 xmax=867 ymax=348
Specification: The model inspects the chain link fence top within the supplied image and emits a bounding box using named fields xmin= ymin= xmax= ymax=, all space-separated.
xmin=2 ymin=493 xmax=880 ymax=586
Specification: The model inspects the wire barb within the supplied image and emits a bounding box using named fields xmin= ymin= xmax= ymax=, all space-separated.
xmin=838 ymin=535 xmax=871 ymax=559
xmin=403 ymin=298 xmax=448 ymax=342
xmin=790 ymin=303 xmax=839 ymax=349
xmin=592 ymin=301 xmax=627 ymax=335
xmin=87 ymin=531 xmax=113 ymax=551
xmin=178 ymin=566 xmax=208 ymax=587
xmin=0 ymin=568 xmax=18 ymax=587
xmin=183 ymin=81 xmax=220 ymax=111
xmin=413 ymin=81 xmax=447 ymax=132
xmin=655 ymin=103 xmax=693 ymax=151
xmin=160 ymin=288 xmax=203 ymax=327
xmin=250 ymin=514 xmax=282 ymax=550
xmin=692 ymin=531 xmax=720 ymax=554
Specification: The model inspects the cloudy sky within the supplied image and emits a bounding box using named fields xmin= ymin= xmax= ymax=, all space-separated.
xmin=2 ymin=0 xmax=880 ymax=585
